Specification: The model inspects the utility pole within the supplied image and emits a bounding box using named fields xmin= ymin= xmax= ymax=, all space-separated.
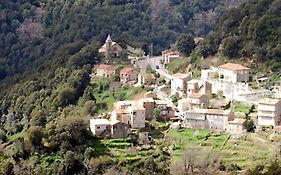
xmin=149 ymin=43 xmax=153 ymax=58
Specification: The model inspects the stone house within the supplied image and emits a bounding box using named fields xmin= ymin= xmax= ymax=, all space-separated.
xmin=138 ymin=73 xmax=155 ymax=86
xmin=120 ymin=67 xmax=139 ymax=84
xmin=178 ymin=98 xmax=190 ymax=111
xmin=155 ymin=100 xmax=169 ymax=117
xmin=96 ymin=64 xmax=120 ymax=77
xmin=162 ymin=49 xmax=181 ymax=64
xmin=111 ymin=105 xmax=146 ymax=129
xmin=206 ymin=109 xmax=234 ymax=131
xmin=171 ymin=73 xmax=192 ymax=97
xmin=90 ymin=119 xmax=128 ymax=138
xmin=188 ymin=93 xmax=209 ymax=109
xmin=110 ymin=120 xmax=129 ymax=138
xmin=227 ymin=118 xmax=246 ymax=134
xmin=187 ymin=79 xmax=212 ymax=99
xmin=183 ymin=109 xmax=234 ymax=131
xmin=98 ymin=34 xmax=125 ymax=58
xmin=138 ymin=98 xmax=155 ymax=120
xmin=258 ymin=98 xmax=281 ymax=126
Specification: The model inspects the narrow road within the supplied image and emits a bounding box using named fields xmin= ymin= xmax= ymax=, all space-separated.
xmin=134 ymin=56 xmax=173 ymax=80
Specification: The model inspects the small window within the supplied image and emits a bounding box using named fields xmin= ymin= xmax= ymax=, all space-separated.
xmin=97 ymin=126 xmax=100 ymax=129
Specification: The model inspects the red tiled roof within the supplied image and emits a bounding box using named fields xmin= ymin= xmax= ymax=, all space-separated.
xmin=229 ymin=118 xmax=246 ymax=125
xmin=218 ymin=63 xmax=249 ymax=71
xmin=189 ymin=93 xmax=204 ymax=99
xmin=162 ymin=49 xmax=181 ymax=56
xmin=120 ymin=67 xmax=136 ymax=74
xmin=206 ymin=109 xmax=231 ymax=115
xmin=97 ymin=64 xmax=112 ymax=70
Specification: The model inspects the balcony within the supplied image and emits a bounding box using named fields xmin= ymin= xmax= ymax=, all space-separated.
xmin=257 ymin=112 xmax=275 ymax=118
xmin=257 ymin=105 xmax=275 ymax=112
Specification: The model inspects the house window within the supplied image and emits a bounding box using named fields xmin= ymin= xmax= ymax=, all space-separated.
xmin=97 ymin=126 xmax=100 ymax=129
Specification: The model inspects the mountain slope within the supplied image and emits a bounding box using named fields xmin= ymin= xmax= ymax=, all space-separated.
xmin=197 ymin=0 xmax=281 ymax=70
xmin=0 ymin=0 xmax=246 ymax=80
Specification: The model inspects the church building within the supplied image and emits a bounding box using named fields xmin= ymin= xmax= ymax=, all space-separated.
xmin=98 ymin=34 xmax=124 ymax=58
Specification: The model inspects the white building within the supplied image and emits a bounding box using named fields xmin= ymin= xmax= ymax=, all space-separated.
xmin=111 ymin=105 xmax=146 ymax=129
xmin=183 ymin=109 xmax=234 ymax=131
xmin=162 ymin=50 xmax=181 ymax=64
xmin=171 ymin=73 xmax=192 ymax=97
xmin=90 ymin=119 xmax=111 ymax=136
xmin=227 ymin=118 xmax=246 ymax=134
xmin=258 ymin=98 xmax=281 ymax=126
xmin=188 ymin=93 xmax=209 ymax=109
xmin=201 ymin=66 xmax=218 ymax=82
xmin=217 ymin=63 xmax=249 ymax=83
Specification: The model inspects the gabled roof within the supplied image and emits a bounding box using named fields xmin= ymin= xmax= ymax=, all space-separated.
xmin=120 ymin=67 xmax=136 ymax=74
xmin=97 ymin=64 xmax=112 ymax=70
xmin=206 ymin=109 xmax=231 ymax=116
xmin=106 ymin=34 xmax=112 ymax=43
xmin=172 ymin=73 xmax=191 ymax=80
xmin=229 ymin=118 xmax=246 ymax=125
xmin=162 ymin=49 xmax=181 ymax=55
xmin=129 ymin=105 xmax=145 ymax=111
xmin=90 ymin=119 xmax=110 ymax=125
xmin=189 ymin=93 xmax=204 ymax=99
xmin=186 ymin=109 xmax=231 ymax=116
xmin=218 ymin=63 xmax=249 ymax=71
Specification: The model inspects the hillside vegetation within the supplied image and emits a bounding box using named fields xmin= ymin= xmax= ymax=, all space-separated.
xmin=0 ymin=0 xmax=246 ymax=80
xmin=195 ymin=0 xmax=281 ymax=70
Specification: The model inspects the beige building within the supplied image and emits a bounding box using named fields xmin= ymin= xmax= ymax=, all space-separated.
xmin=183 ymin=109 xmax=234 ymax=131
xmin=178 ymin=98 xmax=190 ymax=111
xmin=171 ymin=73 xmax=193 ymax=97
xmin=162 ymin=50 xmax=181 ymax=64
xmin=138 ymin=73 xmax=155 ymax=86
xmin=138 ymin=98 xmax=155 ymax=120
xmin=96 ymin=64 xmax=120 ymax=77
xmin=90 ymin=119 xmax=128 ymax=138
xmin=227 ymin=118 xmax=246 ymax=134
xmin=120 ymin=67 xmax=139 ymax=84
xmin=258 ymin=98 xmax=281 ymax=126
xmin=155 ymin=100 xmax=169 ymax=117
xmin=98 ymin=34 xmax=124 ymax=58
xmin=111 ymin=105 xmax=146 ymax=129
xmin=218 ymin=63 xmax=249 ymax=83
xmin=188 ymin=93 xmax=209 ymax=109
xmin=187 ymin=79 xmax=212 ymax=99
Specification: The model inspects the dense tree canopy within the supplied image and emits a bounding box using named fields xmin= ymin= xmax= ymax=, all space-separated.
xmin=196 ymin=0 xmax=281 ymax=70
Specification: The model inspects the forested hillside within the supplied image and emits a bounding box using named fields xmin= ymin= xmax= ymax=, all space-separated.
xmin=0 ymin=0 xmax=248 ymax=174
xmin=0 ymin=0 xmax=246 ymax=80
xmin=196 ymin=0 xmax=281 ymax=70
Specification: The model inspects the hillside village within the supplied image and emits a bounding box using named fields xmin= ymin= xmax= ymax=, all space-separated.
xmin=90 ymin=35 xmax=281 ymax=142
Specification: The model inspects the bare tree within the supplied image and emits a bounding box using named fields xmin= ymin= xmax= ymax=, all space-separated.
xmin=17 ymin=19 xmax=43 ymax=41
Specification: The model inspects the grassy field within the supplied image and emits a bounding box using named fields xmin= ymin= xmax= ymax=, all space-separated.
xmin=166 ymin=128 xmax=278 ymax=171
xmin=91 ymin=77 xmax=147 ymax=113
xmin=166 ymin=128 xmax=228 ymax=162
xmin=229 ymin=102 xmax=253 ymax=115
xmin=166 ymin=57 xmax=190 ymax=74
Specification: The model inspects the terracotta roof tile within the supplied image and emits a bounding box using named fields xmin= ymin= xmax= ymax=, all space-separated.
xmin=120 ymin=67 xmax=136 ymax=74
xmin=189 ymin=93 xmax=204 ymax=99
xmin=229 ymin=118 xmax=246 ymax=125
xmin=97 ymin=64 xmax=112 ymax=70
xmin=218 ymin=63 xmax=249 ymax=71
xmin=207 ymin=109 xmax=231 ymax=115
